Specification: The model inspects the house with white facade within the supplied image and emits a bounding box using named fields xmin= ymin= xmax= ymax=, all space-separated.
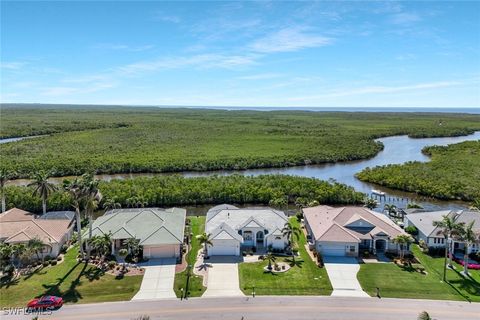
xmin=405 ymin=210 xmax=480 ymax=254
xmin=205 ymin=204 xmax=289 ymax=256
xmin=303 ymin=205 xmax=407 ymax=257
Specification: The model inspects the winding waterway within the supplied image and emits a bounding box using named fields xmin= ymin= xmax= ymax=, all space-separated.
xmin=4 ymin=132 xmax=480 ymax=212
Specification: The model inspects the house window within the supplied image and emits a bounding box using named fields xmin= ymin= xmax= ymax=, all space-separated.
xmin=238 ymin=230 xmax=242 ymax=235
xmin=275 ymin=236 xmax=282 ymax=240
xmin=349 ymin=246 xmax=355 ymax=252
xmin=441 ymin=238 xmax=444 ymax=244
xmin=243 ymin=231 xmax=252 ymax=241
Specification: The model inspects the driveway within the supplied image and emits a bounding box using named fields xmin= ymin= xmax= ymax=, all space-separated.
xmin=323 ymin=256 xmax=370 ymax=297
xmin=131 ymin=258 xmax=176 ymax=300
xmin=203 ymin=256 xmax=244 ymax=297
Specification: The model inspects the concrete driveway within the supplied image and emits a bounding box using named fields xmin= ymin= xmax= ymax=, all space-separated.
xmin=203 ymin=256 xmax=244 ymax=297
xmin=132 ymin=258 xmax=176 ymax=300
xmin=323 ymin=256 xmax=369 ymax=297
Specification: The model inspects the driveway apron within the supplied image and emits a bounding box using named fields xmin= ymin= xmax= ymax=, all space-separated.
xmin=323 ymin=256 xmax=370 ymax=297
xmin=132 ymin=259 xmax=176 ymax=300
xmin=203 ymin=256 xmax=244 ymax=297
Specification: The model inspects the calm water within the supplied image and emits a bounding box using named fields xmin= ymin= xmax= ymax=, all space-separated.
xmin=5 ymin=132 xmax=480 ymax=212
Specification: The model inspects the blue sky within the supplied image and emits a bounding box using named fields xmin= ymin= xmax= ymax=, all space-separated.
xmin=1 ymin=1 xmax=479 ymax=108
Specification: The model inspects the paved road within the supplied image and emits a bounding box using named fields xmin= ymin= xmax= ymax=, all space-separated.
xmin=323 ymin=256 xmax=370 ymax=297
xmin=3 ymin=296 xmax=479 ymax=320
xmin=131 ymin=259 xmax=176 ymax=300
xmin=203 ymin=256 xmax=244 ymax=297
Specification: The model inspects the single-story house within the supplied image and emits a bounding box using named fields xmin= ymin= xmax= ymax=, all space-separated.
xmin=90 ymin=207 xmax=186 ymax=259
xmin=0 ymin=208 xmax=74 ymax=258
xmin=38 ymin=211 xmax=75 ymax=224
xmin=303 ymin=205 xmax=407 ymax=257
xmin=405 ymin=210 xmax=480 ymax=254
xmin=205 ymin=204 xmax=289 ymax=256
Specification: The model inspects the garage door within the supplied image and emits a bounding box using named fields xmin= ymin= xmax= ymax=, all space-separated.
xmin=209 ymin=240 xmax=240 ymax=256
xmin=321 ymin=244 xmax=346 ymax=257
xmin=144 ymin=245 xmax=176 ymax=258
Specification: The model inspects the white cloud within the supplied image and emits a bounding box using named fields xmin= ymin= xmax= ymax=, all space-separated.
xmin=249 ymin=27 xmax=332 ymax=53
xmin=94 ymin=43 xmax=155 ymax=52
xmin=390 ymin=12 xmax=421 ymax=25
xmin=41 ymin=83 xmax=115 ymax=96
xmin=0 ymin=61 xmax=28 ymax=70
xmin=237 ymin=73 xmax=283 ymax=80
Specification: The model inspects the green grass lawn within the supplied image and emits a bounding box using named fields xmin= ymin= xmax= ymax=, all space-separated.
xmin=238 ymin=219 xmax=332 ymax=296
xmin=173 ymin=216 xmax=206 ymax=298
xmin=357 ymin=245 xmax=480 ymax=302
xmin=0 ymin=248 xmax=142 ymax=307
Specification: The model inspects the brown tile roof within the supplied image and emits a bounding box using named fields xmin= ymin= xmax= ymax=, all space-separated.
xmin=0 ymin=208 xmax=72 ymax=244
xmin=303 ymin=205 xmax=405 ymax=242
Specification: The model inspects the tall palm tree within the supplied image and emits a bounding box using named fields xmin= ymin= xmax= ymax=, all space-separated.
xmin=63 ymin=177 xmax=86 ymax=259
xmin=28 ymin=171 xmax=56 ymax=214
xmin=265 ymin=252 xmax=276 ymax=271
xmin=282 ymin=221 xmax=300 ymax=263
xmin=27 ymin=237 xmax=46 ymax=261
xmin=196 ymin=233 xmax=213 ymax=258
xmin=81 ymin=173 xmax=102 ymax=258
xmin=458 ymin=221 xmax=477 ymax=276
xmin=91 ymin=232 xmax=112 ymax=259
xmin=432 ymin=215 xmax=462 ymax=281
xmin=392 ymin=234 xmax=413 ymax=260
xmin=0 ymin=168 xmax=15 ymax=213
xmin=125 ymin=237 xmax=141 ymax=258
xmin=12 ymin=243 xmax=26 ymax=268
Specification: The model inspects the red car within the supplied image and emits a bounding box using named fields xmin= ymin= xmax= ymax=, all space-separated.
xmin=27 ymin=295 xmax=63 ymax=309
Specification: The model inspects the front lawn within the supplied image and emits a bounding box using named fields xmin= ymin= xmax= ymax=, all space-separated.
xmin=238 ymin=218 xmax=332 ymax=296
xmin=173 ymin=216 xmax=206 ymax=298
xmin=357 ymin=245 xmax=480 ymax=302
xmin=0 ymin=248 xmax=142 ymax=307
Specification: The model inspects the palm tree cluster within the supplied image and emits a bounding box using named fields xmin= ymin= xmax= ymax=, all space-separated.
xmin=0 ymin=237 xmax=47 ymax=269
xmin=282 ymin=221 xmax=300 ymax=264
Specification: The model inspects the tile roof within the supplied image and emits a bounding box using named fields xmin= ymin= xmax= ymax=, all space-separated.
xmin=206 ymin=204 xmax=288 ymax=238
xmin=90 ymin=208 xmax=186 ymax=245
xmin=303 ymin=205 xmax=405 ymax=242
xmin=0 ymin=208 xmax=72 ymax=244
xmin=406 ymin=210 xmax=480 ymax=237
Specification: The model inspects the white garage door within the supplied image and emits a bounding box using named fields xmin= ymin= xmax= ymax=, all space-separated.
xmin=209 ymin=240 xmax=240 ymax=256
xmin=321 ymin=244 xmax=346 ymax=257
xmin=144 ymin=245 xmax=176 ymax=258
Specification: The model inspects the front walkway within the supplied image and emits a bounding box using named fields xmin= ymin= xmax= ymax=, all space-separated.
xmin=202 ymin=256 xmax=244 ymax=297
xmin=132 ymin=258 xmax=176 ymax=300
xmin=323 ymin=256 xmax=370 ymax=297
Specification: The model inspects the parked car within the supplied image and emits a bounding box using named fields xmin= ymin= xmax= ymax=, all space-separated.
xmin=27 ymin=295 xmax=63 ymax=309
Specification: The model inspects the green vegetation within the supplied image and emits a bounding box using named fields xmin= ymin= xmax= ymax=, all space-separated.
xmin=1 ymin=105 xmax=480 ymax=178
xmin=173 ymin=216 xmax=206 ymax=298
xmin=357 ymin=245 xmax=480 ymax=302
xmin=4 ymin=174 xmax=364 ymax=213
xmin=238 ymin=219 xmax=332 ymax=295
xmin=357 ymin=141 xmax=480 ymax=201
xmin=0 ymin=248 xmax=142 ymax=307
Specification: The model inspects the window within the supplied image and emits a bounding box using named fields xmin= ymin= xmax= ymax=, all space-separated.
xmin=349 ymin=246 xmax=356 ymax=252
xmin=238 ymin=230 xmax=242 ymax=235
xmin=243 ymin=231 xmax=252 ymax=241
xmin=275 ymin=236 xmax=282 ymax=240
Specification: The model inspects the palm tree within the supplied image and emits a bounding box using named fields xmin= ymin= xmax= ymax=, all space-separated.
xmin=0 ymin=168 xmax=15 ymax=213
xmin=12 ymin=243 xmax=26 ymax=268
xmin=363 ymin=197 xmax=378 ymax=210
xmin=27 ymin=237 xmax=46 ymax=261
xmin=102 ymin=197 xmax=121 ymax=213
xmin=384 ymin=204 xmax=397 ymax=218
xmin=91 ymin=232 xmax=112 ymax=259
xmin=196 ymin=233 xmax=213 ymax=258
xmin=458 ymin=221 xmax=477 ymax=276
xmin=63 ymin=178 xmax=86 ymax=259
xmin=392 ymin=234 xmax=413 ymax=260
xmin=432 ymin=215 xmax=462 ymax=281
xmin=81 ymin=173 xmax=102 ymax=258
xmin=125 ymin=237 xmax=141 ymax=259
xmin=265 ymin=252 xmax=276 ymax=271
xmin=282 ymin=221 xmax=300 ymax=264
xmin=28 ymin=171 xmax=56 ymax=214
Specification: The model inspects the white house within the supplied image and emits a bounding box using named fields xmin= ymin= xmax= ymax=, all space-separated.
xmin=405 ymin=210 xmax=480 ymax=254
xmin=205 ymin=204 xmax=289 ymax=256
xmin=303 ymin=206 xmax=407 ymax=257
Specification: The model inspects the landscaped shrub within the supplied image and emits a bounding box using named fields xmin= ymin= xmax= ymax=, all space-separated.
xmin=108 ymin=261 xmax=116 ymax=269
xmin=405 ymin=226 xmax=418 ymax=236
xmin=42 ymin=261 xmax=49 ymax=267
xmin=44 ymin=255 xmax=52 ymax=262
xmin=50 ymin=260 xmax=57 ymax=266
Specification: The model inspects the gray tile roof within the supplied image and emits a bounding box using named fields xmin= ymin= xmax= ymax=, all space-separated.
xmin=406 ymin=210 xmax=480 ymax=237
xmin=90 ymin=208 xmax=186 ymax=245
xmin=206 ymin=204 xmax=288 ymax=239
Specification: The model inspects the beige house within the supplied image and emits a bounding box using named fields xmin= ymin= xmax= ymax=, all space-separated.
xmin=90 ymin=207 xmax=186 ymax=260
xmin=0 ymin=208 xmax=74 ymax=258
xmin=303 ymin=205 xmax=406 ymax=257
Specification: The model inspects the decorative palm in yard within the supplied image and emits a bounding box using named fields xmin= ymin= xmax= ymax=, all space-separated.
xmin=457 ymin=221 xmax=477 ymax=276
xmin=63 ymin=177 xmax=86 ymax=259
xmin=282 ymin=221 xmax=300 ymax=264
xmin=363 ymin=197 xmax=378 ymax=210
xmin=265 ymin=252 xmax=276 ymax=271
xmin=125 ymin=237 xmax=141 ymax=260
xmin=91 ymin=232 xmax=112 ymax=260
xmin=196 ymin=233 xmax=213 ymax=258
xmin=392 ymin=234 xmax=413 ymax=261
xmin=28 ymin=171 xmax=56 ymax=214
xmin=432 ymin=215 xmax=463 ymax=281
xmin=384 ymin=204 xmax=397 ymax=218
xmin=27 ymin=237 xmax=46 ymax=261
